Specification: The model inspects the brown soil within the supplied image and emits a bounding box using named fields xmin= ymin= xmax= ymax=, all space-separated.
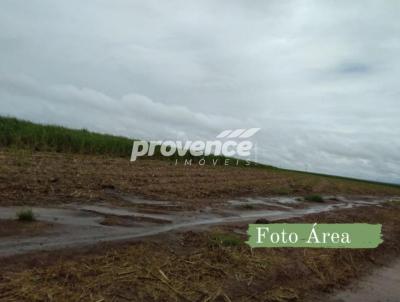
xmin=1 ymin=150 xmax=399 ymax=207
xmin=100 ymin=214 xmax=171 ymax=227
xmin=0 ymin=220 xmax=52 ymax=238
xmin=0 ymin=203 xmax=399 ymax=301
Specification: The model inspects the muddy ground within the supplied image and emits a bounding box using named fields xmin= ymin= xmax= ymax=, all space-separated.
xmin=0 ymin=203 xmax=399 ymax=301
xmin=1 ymin=150 xmax=400 ymax=207
xmin=0 ymin=195 xmax=382 ymax=256
xmin=0 ymin=220 xmax=52 ymax=238
xmin=1 ymin=149 xmax=400 ymax=301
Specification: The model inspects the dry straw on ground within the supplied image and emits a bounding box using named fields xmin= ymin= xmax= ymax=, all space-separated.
xmin=0 ymin=204 xmax=399 ymax=302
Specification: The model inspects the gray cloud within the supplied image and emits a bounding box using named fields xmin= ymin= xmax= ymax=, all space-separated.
xmin=335 ymin=62 xmax=371 ymax=75
xmin=0 ymin=0 xmax=399 ymax=183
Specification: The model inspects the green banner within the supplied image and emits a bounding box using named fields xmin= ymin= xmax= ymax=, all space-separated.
xmin=246 ymin=223 xmax=382 ymax=248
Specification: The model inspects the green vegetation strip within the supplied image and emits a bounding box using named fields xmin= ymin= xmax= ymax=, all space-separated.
xmin=0 ymin=116 xmax=132 ymax=156
xmin=0 ymin=116 xmax=253 ymax=165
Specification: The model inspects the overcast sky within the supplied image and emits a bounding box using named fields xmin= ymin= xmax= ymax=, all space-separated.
xmin=1 ymin=1 xmax=399 ymax=183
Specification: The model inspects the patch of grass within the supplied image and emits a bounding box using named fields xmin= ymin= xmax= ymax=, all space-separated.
xmin=304 ymin=194 xmax=324 ymax=203
xmin=16 ymin=209 xmax=36 ymax=222
xmin=209 ymin=232 xmax=243 ymax=247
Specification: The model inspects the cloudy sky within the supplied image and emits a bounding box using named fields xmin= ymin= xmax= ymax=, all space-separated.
xmin=1 ymin=0 xmax=399 ymax=183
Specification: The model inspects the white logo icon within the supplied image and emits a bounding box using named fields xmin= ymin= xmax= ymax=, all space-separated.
xmin=130 ymin=128 xmax=260 ymax=162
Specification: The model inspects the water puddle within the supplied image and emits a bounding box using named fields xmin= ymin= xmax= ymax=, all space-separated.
xmin=227 ymin=196 xmax=299 ymax=210
xmin=120 ymin=195 xmax=179 ymax=207
xmin=0 ymin=195 xmax=389 ymax=257
xmin=74 ymin=205 xmax=174 ymax=223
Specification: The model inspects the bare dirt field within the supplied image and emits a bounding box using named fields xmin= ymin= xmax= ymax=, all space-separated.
xmin=1 ymin=150 xmax=399 ymax=208
xmin=1 ymin=149 xmax=400 ymax=301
